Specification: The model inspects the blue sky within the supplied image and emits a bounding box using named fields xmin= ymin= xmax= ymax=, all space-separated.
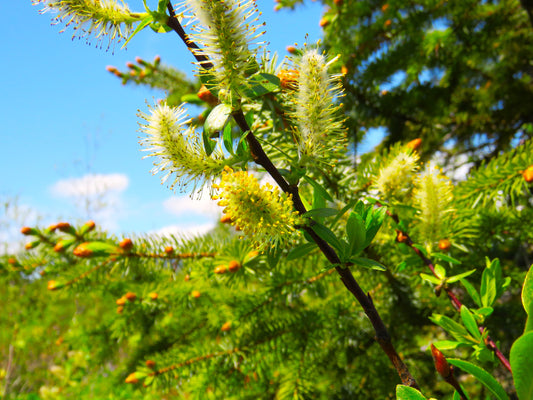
xmin=1 ymin=1 xmax=329 ymax=248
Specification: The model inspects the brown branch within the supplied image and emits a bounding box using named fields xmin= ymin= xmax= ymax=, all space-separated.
xmin=163 ymin=5 xmax=419 ymax=389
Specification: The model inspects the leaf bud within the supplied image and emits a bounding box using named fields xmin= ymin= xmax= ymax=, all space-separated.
xmin=21 ymin=226 xmax=37 ymax=236
xmin=125 ymin=292 xmax=137 ymax=301
xmin=145 ymin=360 xmax=156 ymax=369
xmin=116 ymin=296 xmax=127 ymax=305
xmin=119 ymin=238 xmax=134 ymax=251
xmin=47 ymin=280 xmax=64 ymax=291
xmin=220 ymin=214 xmax=233 ymax=224
xmin=438 ymin=239 xmax=451 ymax=251
xmin=396 ymin=230 xmax=408 ymax=243
xmin=79 ymin=220 xmax=96 ymax=235
xmin=164 ymin=246 xmax=174 ymax=254
xmin=25 ymin=240 xmax=40 ymax=250
xmin=228 ymin=260 xmax=241 ymax=272
xmin=522 ymin=165 xmax=533 ymax=183
xmin=214 ymin=265 xmax=228 ymax=274
xmin=117 ymin=306 xmax=124 ymax=314
xmin=56 ymin=222 xmax=76 ymax=235
xmin=221 ymin=321 xmax=232 ymax=332
xmin=431 ymin=344 xmax=451 ymax=379
xmin=406 ymin=138 xmax=422 ymax=151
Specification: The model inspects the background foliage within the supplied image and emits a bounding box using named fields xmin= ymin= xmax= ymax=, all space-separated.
xmin=1 ymin=0 xmax=533 ymax=399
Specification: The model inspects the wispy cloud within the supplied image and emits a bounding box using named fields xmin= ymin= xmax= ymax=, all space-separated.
xmin=49 ymin=173 xmax=130 ymax=230
xmin=51 ymin=173 xmax=129 ymax=198
xmin=163 ymin=192 xmax=221 ymax=219
xmin=150 ymin=222 xmax=216 ymax=238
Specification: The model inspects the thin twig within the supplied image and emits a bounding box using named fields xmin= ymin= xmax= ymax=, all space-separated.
xmin=381 ymin=205 xmax=512 ymax=372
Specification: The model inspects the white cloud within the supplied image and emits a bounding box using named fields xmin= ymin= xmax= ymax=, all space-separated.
xmin=163 ymin=193 xmax=221 ymax=218
xmin=51 ymin=173 xmax=129 ymax=198
xmin=150 ymin=222 xmax=216 ymax=238
xmin=49 ymin=173 xmax=130 ymax=231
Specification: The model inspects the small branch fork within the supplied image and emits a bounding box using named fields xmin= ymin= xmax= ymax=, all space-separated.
xmin=383 ymin=206 xmax=512 ymax=372
xmin=164 ymin=3 xmax=419 ymax=389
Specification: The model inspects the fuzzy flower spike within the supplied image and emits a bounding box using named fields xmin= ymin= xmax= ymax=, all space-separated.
xmin=374 ymin=143 xmax=420 ymax=202
xmin=213 ymin=167 xmax=302 ymax=250
xmin=290 ymin=47 xmax=347 ymax=167
xmin=413 ymin=162 xmax=454 ymax=247
xmin=184 ymin=0 xmax=265 ymax=106
xmin=33 ymin=0 xmax=140 ymax=49
xmin=139 ymin=103 xmax=226 ymax=195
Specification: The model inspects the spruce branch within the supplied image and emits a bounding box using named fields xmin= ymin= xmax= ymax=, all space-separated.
xmin=164 ymin=7 xmax=419 ymax=389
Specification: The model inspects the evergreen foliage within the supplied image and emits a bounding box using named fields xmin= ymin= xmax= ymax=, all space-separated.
xmin=2 ymin=0 xmax=533 ymax=399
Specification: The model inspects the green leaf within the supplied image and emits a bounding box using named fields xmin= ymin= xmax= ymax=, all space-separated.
xmin=242 ymin=73 xmax=281 ymax=98
xmin=150 ymin=21 xmax=172 ymax=33
xmin=432 ymin=340 xmax=466 ymax=350
xmin=460 ymin=306 xmax=481 ymax=341
xmin=447 ymin=269 xmax=476 ymax=283
xmin=480 ymin=264 xmax=497 ymax=308
xmin=461 ymin=279 xmax=482 ymax=307
xmin=204 ymin=103 xmax=232 ymax=137
xmin=121 ymin=14 xmax=153 ymax=49
xmin=180 ymin=93 xmax=204 ymax=105
xmin=522 ymin=265 xmax=533 ymax=315
xmin=303 ymin=208 xmax=338 ymax=219
xmin=429 ymin=314 xmax=473 ymax=343
xmin=286 ymin=243 xmax=317 ymax=261
xmin=346 ymin=211 xmax=366 ymax=256
xmin=448 ymin=359 xmax=510 ymax=400
xmin=222 ymin=122 xmax=234 ymax=155
xmin=420 ymin=273 xmax=442 ymax=285
xmin=432 ymin=252 xmax=462 ymax=265
xmin=303 ymin=176 xmax=333 ymax=202
xmin=510 ymin=331 xmax=533 ymax=400
xmin=395 ymin=385 xmax=428 ymax=400
xmin=202 ymin=127 xmax=217 ymax=157
xmin=434 ymin=264 xmax=447 ymax=279
xmin=363 ymin=206 xmax=386 ymax=248
xmin=349 ymin=257 xmax=387 ymax=271
xmin=311 ymin=223 xmax=343 ymax=254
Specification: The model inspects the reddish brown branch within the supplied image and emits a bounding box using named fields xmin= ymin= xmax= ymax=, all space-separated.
xmin=382 ymin=205 xmax=511 ymax=372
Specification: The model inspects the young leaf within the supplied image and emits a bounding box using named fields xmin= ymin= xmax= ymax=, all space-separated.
xmin=446 ymin=269 xmax=476 ymax=283
xmin=460 ymin=279 xmax=482 ymax=308
xmin=480 ymin=265 xmax=497 ymax=308
xmin=204 ymin=103 xmax=232 ymax=137
xmin=460 ymin=306 xmax=482 ymax=341
xmin=510 ymin=331 xmax=533 ymax=400
xmin=420 ymin=273 xmax=442 ymax=285
xmin=395 ymin=385 xmax=428 ymax=400
xmin=303 ymin=208 xmax=338 ymax=219
xmin=447 ymin=359 xmax=510 ymax=400
xmin=521 ymin=265 xmax=533 ymax=315
xmin=311 ymin=223 xmax=343 ymax=255
xmin=432 ymin=340 xmax=467 ymax=350
xmin=349 ymin=257 xmax=387 ymax=271
xmin=121 ymin=14 xmax=153 ymax=49
xmin=286 ymin=243 xmax=317 ymax=261
xmin=223 ymin=123 xmax=234 ymax=155
xmin=303 ymin=176 xmax=333 ymax=202
xmin=242 ymin=73 xmax=281 ymax=98
xmin=429 ymin=314 xmax=473 ymax=343
xmin=363 ymin=206 xmax=386 ymax=248
xmin=346 ymin=211 xmax=366 ymax=256
xmin=432 ymin=252 xmax=462 ymax=265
